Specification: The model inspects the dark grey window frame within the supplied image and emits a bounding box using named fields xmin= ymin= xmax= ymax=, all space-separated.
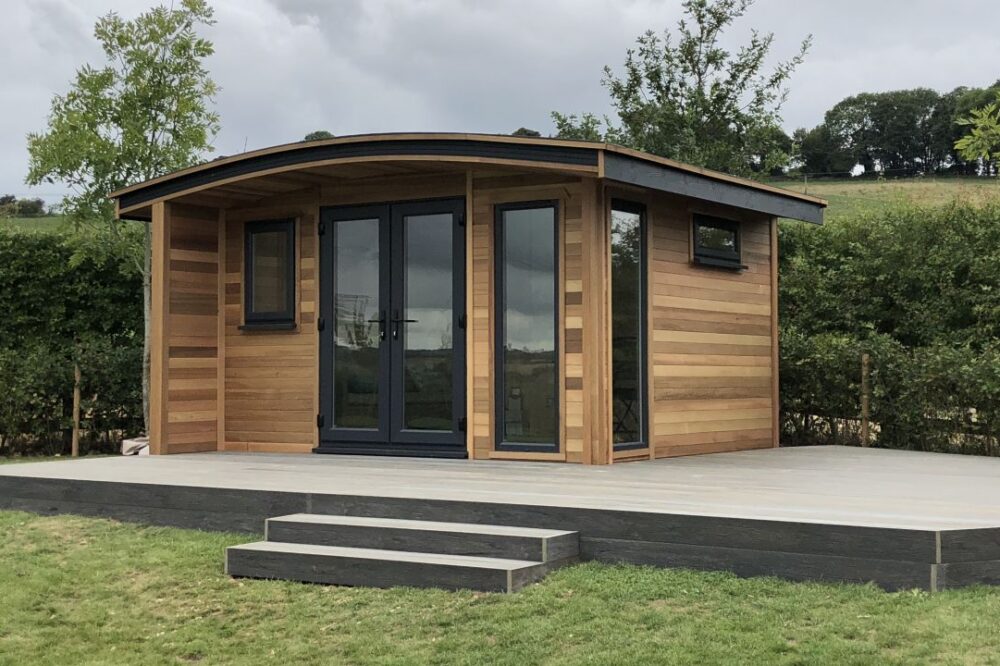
xmin=494 ymin=200 xmax=560 ymax=453
xmin=242 ymin=218 xmax=296 ymax=330
xmin=692 ymin=213 xmax=744 ymax=270
xmin=610 ymin=199 xmax=649 ymax=452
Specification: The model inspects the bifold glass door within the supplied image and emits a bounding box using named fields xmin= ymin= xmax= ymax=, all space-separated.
xmin=318 ymin=199 xmax=466 ymax=457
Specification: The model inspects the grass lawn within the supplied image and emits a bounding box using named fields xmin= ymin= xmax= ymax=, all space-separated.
xmin=773 ymin=177 xmax=1000 ymax=222
xmin=2 ymin=511 xmax=1000 ymax=664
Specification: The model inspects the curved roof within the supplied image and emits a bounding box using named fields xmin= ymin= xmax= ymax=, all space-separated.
xmin=110 ymin=132 xmax=826 ymax=223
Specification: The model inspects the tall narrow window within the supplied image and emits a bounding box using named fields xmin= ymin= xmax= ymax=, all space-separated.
xmin=244 ymin=219 xmax=296 ymax=328
xmin=611 ymin=201 xmax=646 ymax=449
xmin=496 ymin=203 xmax=558 ymax=450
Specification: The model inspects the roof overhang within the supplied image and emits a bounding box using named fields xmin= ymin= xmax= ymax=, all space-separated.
xmin=110 ymin=133 xmax=825 ymax=224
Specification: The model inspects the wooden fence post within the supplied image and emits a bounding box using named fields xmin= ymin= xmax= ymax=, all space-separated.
xmin=860 ymin=352 xmax=871 ymax=447
xmin=71 ymin=363 xmax=81 ymax=458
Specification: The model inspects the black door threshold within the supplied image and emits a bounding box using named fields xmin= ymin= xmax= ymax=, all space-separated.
xmin=314 ymin=443 xmax=468 ymax=459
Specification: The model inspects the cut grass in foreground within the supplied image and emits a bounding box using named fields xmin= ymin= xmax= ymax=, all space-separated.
xmin=2 ymin=512 xmax=1000 ymax=664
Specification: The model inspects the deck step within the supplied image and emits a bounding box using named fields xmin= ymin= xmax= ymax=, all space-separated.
xmin=226 ymin=541 xmax=566 ymax=592
xmin=266 ymin=514 xmax=579 ymax=562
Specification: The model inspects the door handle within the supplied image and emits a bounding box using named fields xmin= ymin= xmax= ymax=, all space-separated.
xmin=390 ymin=310 xmax=418 ymax=339
xmin=367 ymin=310 xmax=386 ymax=341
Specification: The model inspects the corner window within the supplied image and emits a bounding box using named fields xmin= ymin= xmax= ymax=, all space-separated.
xmin=244 ymin=219 xmax=296 ymax=329
xmin=610 ymin=200 xmax=647 ymax=450
xmin=495 ymin=202 xmax=558 ymax=451
xmin=692 ymin=214 xmax=742 ymax=269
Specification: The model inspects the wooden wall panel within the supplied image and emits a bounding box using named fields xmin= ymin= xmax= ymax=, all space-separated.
xmin=224 ymin=200 xmax=318 ymax=453
xmin=646 ymin=194 xmax=776 ymax=459
xmin=161 ymin=203 xmax=220 ymax=453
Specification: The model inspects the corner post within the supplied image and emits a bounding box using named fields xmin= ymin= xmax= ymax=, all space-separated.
xmin=149 ymin=201 xmax=170 ymax=454
xmin=770 ymin=216 xmax=780 ymax=448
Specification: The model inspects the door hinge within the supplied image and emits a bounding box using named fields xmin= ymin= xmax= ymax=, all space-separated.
xmin=458 ymin=417 xmax=467 ymax=432
xmin=318 ymin=221 xmax=326 ymax=236
xmin=317 ymin=317 xmax=325 ymax=332
xmin=458 ymin=313 xmax=466 ymax=330
xmin=317 ymin=413 xmax=325 ymax=428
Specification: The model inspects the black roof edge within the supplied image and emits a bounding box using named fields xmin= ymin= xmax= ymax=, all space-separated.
xmin=604 ymin=152 xmax=824 ymax=224
xmin=117 ymin=138 xmax=600 ymax=211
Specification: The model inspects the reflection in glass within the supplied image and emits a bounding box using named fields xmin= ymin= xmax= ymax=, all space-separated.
xmin=403 ymin=213 xmax=453 ymax=430
xmin=333 ymin=218 xmax=380 ymax=429
xmin=251 ymin=230 xmax=289 ymax=313
xmin=611 ymin=206 xmax=644 ymax=445
xmin=696 ymin=223 xmax=737 ymax=253
xmin=500 ymin=207 xmax=556 ymax=445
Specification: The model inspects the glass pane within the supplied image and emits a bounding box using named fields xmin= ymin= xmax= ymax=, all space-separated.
xmin=501 ymin=207 xmax=556 ymax=445
xmin=403 ymin=213 xmax=454 ymax=430
xmin=251 ymin=230 xmax=289 ymax=313
xmin=697 ymin=223 xmax=737 ymax=253
xmin=333 ymin=218 xmax=380 ymax=429
xmin=611 ymin=207 xmax=643 ymax=444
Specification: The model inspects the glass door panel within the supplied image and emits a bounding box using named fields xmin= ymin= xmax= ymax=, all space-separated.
xmin=400 ymin=213 xmax=454 ymax=430
xmin=332 ymin=217 xmax=383 ymax=429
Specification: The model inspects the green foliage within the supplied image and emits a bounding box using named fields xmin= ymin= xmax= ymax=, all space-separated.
xmin=555 ymin=0 xmax=810 ymax=176
xmin=303 ymin=130 xmax=335 ymax=141
xmin=550 ymin=112 xmax=609 ymax=141
xmin=795 ymin=82 xmax=1000 ymax=176
xmin=954 ymin=91 xmax=1000 ymax=169
xmin=510 ymin=127 xmax=541 ymax=137
xmin=26 ymin=0 xmax=219 ymax=229
xmin=780 ymin=203 xmax=1000 ymax=454
xmin=0 ymin=230 xmax=142 ymax=454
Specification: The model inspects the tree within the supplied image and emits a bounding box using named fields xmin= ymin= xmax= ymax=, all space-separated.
xmin=304 ymin=130 xmax=334 ymax=141
xmin=955 ymin=91 xmax=1000 ymax=175
xmin=26 ymin=0 xmax=220 ymax=434
xmin=15 ymin=198 xmax=47 ymax=217
xmin=555 ymin=0 xmax=810 ymax=176
xmin=550 ymin=112 xmax=608 ymax=141
xmin=511 ymin=127 xmax=541 ymax=137
xmin=824 ymin=89 xmax=940 ymax=175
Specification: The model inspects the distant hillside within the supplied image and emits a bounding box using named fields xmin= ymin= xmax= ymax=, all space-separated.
xmin=0 ymin=216 xmax=67 ymax=234
xmin=773 ymin=177 xmax=1000 ymax=222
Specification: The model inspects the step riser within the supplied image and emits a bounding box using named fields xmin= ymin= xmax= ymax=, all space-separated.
xmin=266 ymin=521 xmax=579 ymax=562
xmin=226 ymin=548 xmax=570 ymax=592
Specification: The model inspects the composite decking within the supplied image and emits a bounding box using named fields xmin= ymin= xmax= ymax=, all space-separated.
xmin=2 ymin=445 xmax=1000 ymax=590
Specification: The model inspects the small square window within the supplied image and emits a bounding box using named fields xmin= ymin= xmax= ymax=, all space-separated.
xmin=243 ymin=219 xmax=296 ymax=329
xmin=692 ymin=214 xmax=742 ymax=269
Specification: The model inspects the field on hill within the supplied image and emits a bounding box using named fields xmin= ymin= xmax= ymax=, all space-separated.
xmin=0 ymin=215 xmax=67 ymax=233
xmin=772 ymin=176 xmax=1000 ymax=222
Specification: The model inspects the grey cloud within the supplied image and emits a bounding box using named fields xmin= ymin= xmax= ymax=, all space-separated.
xmin=3 ymin=0 xmax=999 ymax=203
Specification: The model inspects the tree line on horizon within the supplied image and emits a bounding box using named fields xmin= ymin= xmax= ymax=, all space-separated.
xmin=793 ymin=83 xmax=1000 ymax=177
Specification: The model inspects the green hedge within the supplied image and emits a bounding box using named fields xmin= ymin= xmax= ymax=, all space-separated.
xmin=779 ymin=202 xmax=1000 ymax=456
xmin=0 ymin=229 xmax=143 ymax=455
xmin=781 ymin=331 xmax=1000 ymax=455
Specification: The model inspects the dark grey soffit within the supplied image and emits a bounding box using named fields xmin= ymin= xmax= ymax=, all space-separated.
xmin=604 ymin=153 xmax=824 ymax=224
xmin=116 ymin=138 xmax=600 ymax=211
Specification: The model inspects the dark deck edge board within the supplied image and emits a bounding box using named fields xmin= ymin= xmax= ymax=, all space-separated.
xmin=0 ymin=476 xmax=948 ymax=562
xmin=117 ymin=139 xmax=599 ymax=210
xmin=604 ymin=153 xmax=824 ymax=224
xmin=10 ymin=477 xmax=1000 ymax=590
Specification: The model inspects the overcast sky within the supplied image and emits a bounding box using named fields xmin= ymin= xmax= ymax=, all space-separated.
xmin=3 ymin=0 xmax=999 ymax=202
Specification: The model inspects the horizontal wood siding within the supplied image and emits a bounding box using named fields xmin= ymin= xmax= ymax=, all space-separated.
xmin=163 ymin=203 xmax=220 ymax=453
xmin=224 ymin=202 xmax=318 ymax=453
xmin=647 ymin=195 xmax=775 ymax=459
